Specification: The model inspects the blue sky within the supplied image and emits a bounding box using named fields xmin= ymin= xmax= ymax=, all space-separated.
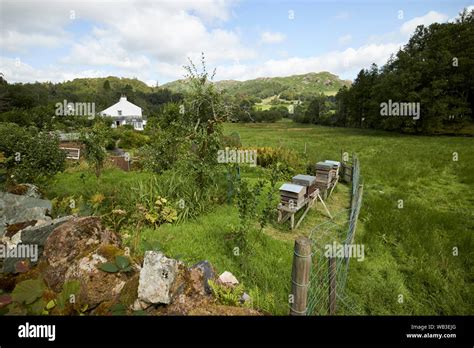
xmin=0 ymin=0 xmax=472 ymax=85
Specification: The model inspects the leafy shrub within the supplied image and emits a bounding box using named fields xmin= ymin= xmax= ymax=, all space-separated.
xmin=114 ymin=129 xmax=150 ymax=149
xmin=4 ymin=278 xmax=82 ymax=315
xmin=208 ymin=279 xmax=245 ymax=306
xmin=80 ymin=120 xmax=112 ymax=178
xmin=221 ymin=132 xmax=242 ymax=148
xmin=0 ymin=122 xmax=66 ymax=185
xmin=242 ymin=146 xmax=304 ymax=176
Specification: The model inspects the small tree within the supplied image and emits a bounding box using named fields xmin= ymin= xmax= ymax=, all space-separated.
xmin=81 ymin=120 xmax=111 ymax=178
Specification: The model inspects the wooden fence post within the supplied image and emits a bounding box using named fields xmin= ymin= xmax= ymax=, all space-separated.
xmin=290 ymin=237 xmax=312 ymax=315
xmin=328 ymin=256 xmax=337 ymax=315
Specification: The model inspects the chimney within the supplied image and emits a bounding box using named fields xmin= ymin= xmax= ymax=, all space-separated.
xmin=120 ymin=95 xmax=127 ymax=101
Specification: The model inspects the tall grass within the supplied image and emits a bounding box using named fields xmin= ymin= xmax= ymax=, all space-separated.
xmin=223 ymin=121 xmax=474 ymax=315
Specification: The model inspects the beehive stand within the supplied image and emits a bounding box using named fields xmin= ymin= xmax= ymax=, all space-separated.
xmin=277 ymin=189 xmax=333 ymax=230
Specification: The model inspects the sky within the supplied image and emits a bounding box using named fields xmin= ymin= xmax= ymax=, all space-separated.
xmin=0 ymin=0 xmax=472 ymax=85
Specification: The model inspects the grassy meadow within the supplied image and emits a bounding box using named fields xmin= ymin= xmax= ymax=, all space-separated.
xmin=225 ymin=120 xmax=474 ymax=315
xmin=46 ymin=119 xmax=473 ymax=315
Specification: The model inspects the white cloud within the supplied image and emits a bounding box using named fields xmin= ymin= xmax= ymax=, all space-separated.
xmin=0 ymin=56 xmax=105 ymax=83
xmin=0 ymin=0 xmax=251 ymax=64
xmin=260 ymin=31 xmax=286 ymax=44
xmin=215 ymin=43 xmax=402 ymax=81
xmin=338 ymin=34 xmax=352 ymax=45
xmin=0 ymin=31 xmax=67 ymax=53
xmin=400 ymin=10 xmax=449 ymax=36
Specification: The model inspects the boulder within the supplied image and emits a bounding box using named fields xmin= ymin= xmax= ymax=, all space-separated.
xmin=190 ymin=260 xmax=215 ymax=295
xmin=1 ymin=216 xmax=73 ymax=274
xmin=42 ymin=216 xmax=121 ymax=291
xmin=0 ymin=192 xmax=52 ymax=237
xmin=138 ymin=251 xmax=178 ymax=305
xmin=64 ymin=252 xmax=127 ymax=307
xmin=218 ymin=271 xmax=239 ymax=286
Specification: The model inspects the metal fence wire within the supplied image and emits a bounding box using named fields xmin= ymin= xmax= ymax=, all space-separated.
xmin=306 ymin=154 xmax=364 ymax=315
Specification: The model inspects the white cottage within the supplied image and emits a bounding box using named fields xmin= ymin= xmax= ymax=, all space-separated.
xmin=100 ymin=96 xmax=147 ymax=131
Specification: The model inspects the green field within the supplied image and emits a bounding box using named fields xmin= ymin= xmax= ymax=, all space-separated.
xmin=48 ymin=120 xmax=474 ymax=315
xmin=223 ymin=121 xmax=474 ymax=315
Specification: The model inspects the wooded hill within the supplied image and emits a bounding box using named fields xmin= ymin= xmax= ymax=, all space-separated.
xmin=162 ymin=71 xmax=351 ymax=99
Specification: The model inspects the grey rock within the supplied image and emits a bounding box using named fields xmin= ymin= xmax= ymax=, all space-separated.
xmin=191 ymin=260 xmax=214 ymax=294
xmin=138 ymin=251 xmax=178 ymax=305
xmin=21 ymin=215 xmax=73 ymax=246
xmin=0 ymin=192 xmax=52 ymax=237
xmin=240 ymin=292 xmax=251 ymax=304
xmin=1 ymin=216 xmax=74 ymax=274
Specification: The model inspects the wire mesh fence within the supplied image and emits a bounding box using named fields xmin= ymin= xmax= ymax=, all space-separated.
xmin=306 ymin=154 xmax=364 ymax=315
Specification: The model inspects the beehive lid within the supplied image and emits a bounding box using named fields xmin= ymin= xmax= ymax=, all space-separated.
xmin=292 ymin=174 xmax=317 ymax=185
xmin=279 ymin=183 xmax=305 ymax=194
xmin=324 ymin=160 xmax=341 ymax=167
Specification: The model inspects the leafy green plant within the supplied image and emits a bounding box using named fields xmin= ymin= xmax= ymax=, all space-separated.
xmin=109 ymin=303 xmax=128 ymax=315
xmin=233 ymin=179 xmax=264 ymax=254
xmin=98 ymin=255 xmax=133 ymax=273
xmin=56 ymin=280 xmax=81 ymax=312
xmin=0 ymin=122 xmax=66 ymax=185
xmin=208 ymin=279 xmax=245 ymax=306
xmin=51 ymin=195 xmax=88 ymax=217
xmin=244 ymin=286 xmax=277 ymax=314
xmin=12 ymin=279 xmax=45 ymax=305
xmin=142 ymin=197 xmax=178 ymax=226
xmin=80 ymin=119 xmax=112 ymax=178
xmin=5 ymin=278 xmax=84 ymax=316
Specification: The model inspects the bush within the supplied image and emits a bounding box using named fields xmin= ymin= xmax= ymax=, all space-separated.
xmin=243 ymin=146 xmax=304 ymax=176
xmin=0 ymin=123 xmax=66 ymax=185
xmin=249 ymin=107 xmax=287 ymax=123
xmin=114 ymin=129 xmax=149 ymax=149
xmin=221 ymin=132 xmax=242 ymax=148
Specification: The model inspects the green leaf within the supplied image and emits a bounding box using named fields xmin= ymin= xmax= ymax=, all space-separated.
xmin=121 ymin=265 xmax=133 ymax=273
xmin=27 ymin=298 xmax=46 ymax=315
xmin=12 ymin=279 xmax=45 ymax=305
xmin=46 ymin=300 xmax=56 ymax=310
xmin=98 ymin=262 xmax=119 ymax=273
xmin=115 ymin=255 xmax=130 ymax=270
xmin=110 ymin=303 xmax=127 ymax=315
xmin=6 ymin=302 xmax=27 ymax=315
xmin=57 ymin=280 xmax=81 ymax=310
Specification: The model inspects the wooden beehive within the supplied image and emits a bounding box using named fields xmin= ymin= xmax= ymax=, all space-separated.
xmin=292 ymin=174 xmax=317 ymax=197
xmin=279 ymin=183 xmax=306 ymax=208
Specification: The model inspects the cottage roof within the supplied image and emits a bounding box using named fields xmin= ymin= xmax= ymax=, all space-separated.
xmin=100 ymin=96 xmax=142 ymax=118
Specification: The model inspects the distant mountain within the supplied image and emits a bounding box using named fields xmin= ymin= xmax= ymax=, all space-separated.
xmin=161 ymin=72 xmax=352 ymax=98
xmin=58 ymin=76 xmax=154 ymax=94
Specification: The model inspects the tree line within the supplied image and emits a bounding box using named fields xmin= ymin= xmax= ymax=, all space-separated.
xmin=0 ymin=76 xmax=183 ymax=131
xmin=295 ymin=9 xmax=473 ymax=134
